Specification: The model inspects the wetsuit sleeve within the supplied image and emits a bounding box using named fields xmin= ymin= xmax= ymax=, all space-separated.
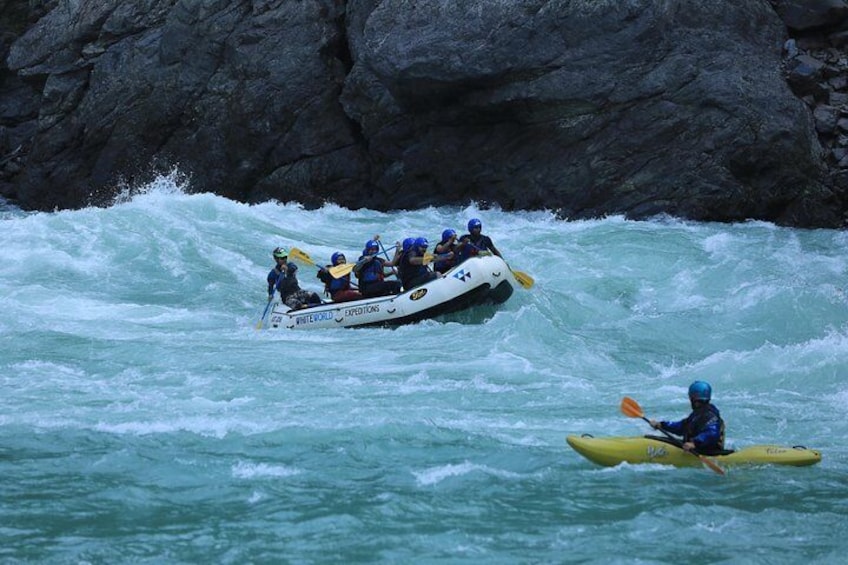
xmin=485 ymin=236 xmax=502 ymax=257
xmin=317 ymin=267 xmax=332 ymax=284
xmin=660 ymin=419 xmax=685 ymax=436
xmin=267 ymin=270 xmax=277 ymax=295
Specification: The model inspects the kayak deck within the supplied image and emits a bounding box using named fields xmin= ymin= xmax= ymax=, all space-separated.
xmin=566 ymin=434 xmax=822 ymax=468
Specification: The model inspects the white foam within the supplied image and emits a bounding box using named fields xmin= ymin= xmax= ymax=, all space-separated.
xmin=232 ymin=461 xmax=301 ymax=479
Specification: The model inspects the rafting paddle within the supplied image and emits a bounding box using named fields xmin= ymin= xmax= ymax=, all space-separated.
xmin=464 ymin=243 xmax=533 ymax=289
xmin=508 ymin=266 xmax=534 ymax=289
xmin=620 ymin=396 xmax=725 ymax=475
xmin=329 ymin=262 xmax=357 ymax=278
xmin=291 ymin=247 xmax=356 ymax=280
xmin=289 ymin=247 xmax=316 ymax=266
xmin=255 ymin=298 xmax=273 ymax=330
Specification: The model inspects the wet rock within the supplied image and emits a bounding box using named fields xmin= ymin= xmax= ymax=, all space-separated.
xmin=772 ymin=0 xmax=848 ymax=31
xmin=814 ymin=105 xmax=840 ymax=133
xmin=0 ymin=0 xmax=845 ymax=227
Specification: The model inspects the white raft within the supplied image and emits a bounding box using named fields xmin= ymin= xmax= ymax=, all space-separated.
xmin=267 ymin=255 xmax=515 ymax=329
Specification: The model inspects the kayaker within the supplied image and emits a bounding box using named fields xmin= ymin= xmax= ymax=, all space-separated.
xmin=268 ymin=247 xmax=322 ymax=310
xmin=649 ymin=381 xmax=726 ymax=455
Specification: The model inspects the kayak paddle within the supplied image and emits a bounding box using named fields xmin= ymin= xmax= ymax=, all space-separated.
xmin=620 ymin=396 xmax=725 ymax=475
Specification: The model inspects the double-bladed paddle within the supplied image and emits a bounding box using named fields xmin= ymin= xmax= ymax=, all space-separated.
xmin=620 ymin=396 xmax=725 ymax=475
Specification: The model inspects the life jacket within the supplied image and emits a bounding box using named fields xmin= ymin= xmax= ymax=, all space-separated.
xmin=269 ymin=264 xmax=301 ymax=299
xmin=329 ymin=274 xmax=351 ymax=293
xmin=683 ymin=403 xmax=725 ymax=450
xmin=469 ymin=234 xmax=493 ymax=253
xmin=399 ymin=251 xmax=429 ymax=289
xmin=433 ymin=239 xmax=457 ymax=272
xmin=456 ymin=234 xmax=491 ymax=263
xmin=357 ymin=255 xmax=385 ymax=283
xmin=317 ymin=266 xmax=350 ymax=296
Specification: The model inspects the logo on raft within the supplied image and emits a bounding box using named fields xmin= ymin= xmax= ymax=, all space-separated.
xmin=344 ymin=304 xmax=380 ymax=317
xmin=409 ymin=288 xmax=428 ymax=301
xmin=294 ymin=311 xmax=334 ymax=325
xmin=646 ymin=446 xmax=668 ymax=459
xmin=453 ymin=269 xmax=471 ymax=282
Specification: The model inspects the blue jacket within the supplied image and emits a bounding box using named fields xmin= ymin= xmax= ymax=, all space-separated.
xmin=356 ymin=255 xmax=387 ymax=283
xmin=660 ymin=403 xmax=725 ymax=454
xmin=456 ymin=234 xmax=495 ymax=263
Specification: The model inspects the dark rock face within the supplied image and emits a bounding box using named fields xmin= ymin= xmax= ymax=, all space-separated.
xmin=776 ymin=0 xmax=848 ymax=222
xmin=1 ymin=0 xmax=847 ymax=228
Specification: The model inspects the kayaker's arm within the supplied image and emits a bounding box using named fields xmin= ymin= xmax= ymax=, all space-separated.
xmin=651 ymin=419 xmax=685 ymax=436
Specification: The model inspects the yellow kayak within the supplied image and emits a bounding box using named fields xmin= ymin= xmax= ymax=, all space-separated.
xmin=567 ymin=434 xmax=822 ymax=468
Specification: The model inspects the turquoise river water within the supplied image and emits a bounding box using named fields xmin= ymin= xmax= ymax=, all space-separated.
xmin=1 ymin=177 xmax=847 ymax=563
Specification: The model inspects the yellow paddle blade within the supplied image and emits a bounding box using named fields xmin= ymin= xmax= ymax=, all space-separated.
xmin=423 ymin=253 xmax=436 ymax=265
xmin=620 ymin=396 xmax=644 ymax=418
xmin=288 ymin=247 xmax=315 ymax=266
xmin=509 ymin=267 xmax=534 ymax=289
xmin=329 ymin=262 xmax=356 ymax=278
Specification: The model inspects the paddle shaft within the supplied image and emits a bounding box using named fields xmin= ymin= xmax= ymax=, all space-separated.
xmin=256 ymin=298 xmax=273 ymax=329
xmin=639 ymin=415 xmax=682 ymax=443
xmin=376 ymin=237 xmax=395 ymax=262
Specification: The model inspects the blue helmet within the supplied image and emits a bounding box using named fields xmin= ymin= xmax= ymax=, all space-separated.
xmin=414 ymin=237 xmax=429 ymax=250
xmin=441 ymin=228 xmax=456 ymax=241
xmin=402 ymin=237 xmax=415 ymax=252
xmin=688 ymin=381 xmax=712 ymax=403
xmin=331 ymin=252 xmax=345 ymax=265
xmin=468 ymin=218 xmax=482 ymax=231
xmin=363 ymin=240 xmax=380 ymax=254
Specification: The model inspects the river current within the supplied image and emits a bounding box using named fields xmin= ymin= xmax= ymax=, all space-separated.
xmin=1 ymin=178 xmax=846 ymax=563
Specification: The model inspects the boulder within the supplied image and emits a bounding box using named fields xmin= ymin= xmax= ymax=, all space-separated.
xmin=0 ymin=0 xmax=845 ymax=227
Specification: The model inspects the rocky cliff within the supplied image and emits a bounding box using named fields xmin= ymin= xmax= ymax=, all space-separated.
xmin=1 ymin=0 xmax=847 ymax=228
